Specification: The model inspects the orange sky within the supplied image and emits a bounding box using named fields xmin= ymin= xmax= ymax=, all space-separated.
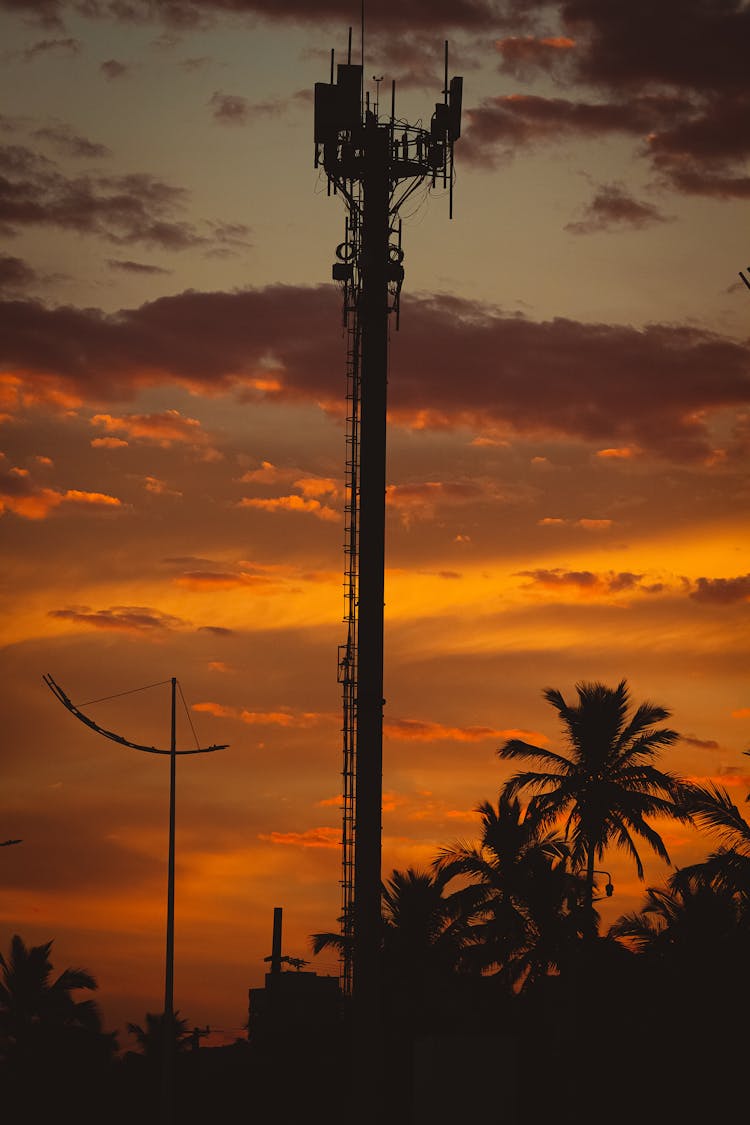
xmin=1 ymin=0 xmax=749 ymax=1049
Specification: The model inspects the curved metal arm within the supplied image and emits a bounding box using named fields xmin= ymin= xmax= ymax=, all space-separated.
xmin=593 ymin=869 xmax=614 ymax=897
xmin=43 ymin=674 xmax=228 ymax=756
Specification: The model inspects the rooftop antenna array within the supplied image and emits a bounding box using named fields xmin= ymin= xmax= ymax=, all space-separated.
xmin=314 ymin=24 xmax=461 ymax=1110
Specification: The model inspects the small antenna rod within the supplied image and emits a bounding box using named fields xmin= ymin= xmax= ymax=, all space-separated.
xmin=330 ymin=47 xmax=334 ymax=84
xmin=348 ymin=25 xmax=352 ymax=64
xmin=391 ymin=79 xmax=395 ymax=125
xmin=444 ymin=40 xmax=449 ymax=101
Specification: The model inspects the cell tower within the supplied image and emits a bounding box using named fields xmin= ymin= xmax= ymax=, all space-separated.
xmin=314 ymin=31 xmax=462 ymax=1017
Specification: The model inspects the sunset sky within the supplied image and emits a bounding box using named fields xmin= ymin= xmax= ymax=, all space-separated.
xmin=1 ymin=0 xmax=749 ymax=1049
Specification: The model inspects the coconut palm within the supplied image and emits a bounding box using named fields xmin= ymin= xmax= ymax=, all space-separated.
xmin=497 ymin=679 xmax=690 ymax=937
xmin=434 ymin=792 xmax=585 ymax=987
xmin=0 ymin=933 xmax=104 ymax=1053
xmin=671 ymin=779 xmax=750 ymax=914
xmin=125 ymin=1009 xmax=192 ymax=1059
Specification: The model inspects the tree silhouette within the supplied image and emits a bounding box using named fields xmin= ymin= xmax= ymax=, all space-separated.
xmin=434 ymin=792 xmax=585 ymax=988
xmin=126 ymin=1009 xmax=192 ymax=1059
xmin=0 ymin=934 xmax=116 ymax=1122
xmin=497 ymin=679 xmax=689 ymax=937
xmin=0 ymin=933 xmax=105 ymax=1050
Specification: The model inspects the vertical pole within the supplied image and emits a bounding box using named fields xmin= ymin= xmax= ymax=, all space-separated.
xmin=353 ymin=111 xmax=389 ymax=1125
xmin=271 ymin=907 xmax=283 ymax=975
xmin=161 ymin=676 xmax=177 ymax=1124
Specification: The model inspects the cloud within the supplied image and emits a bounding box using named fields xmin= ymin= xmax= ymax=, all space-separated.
xmin=383 ymin=718 xmax=549 ymax=744
xmin=0 ymin=466 xmax=122 ymax=519
xmin=258 ymin=827 xmax=339 ymax=849
xmin=209 ymin=92 xmax=251 ymax=124
xmin=1 ymin=285 xmax=748 ymax=463
xmin=517 ymin=568 xmax=647 ymax=596
xmin=106 ymin=259 xmax=171 ymax=275
xmin=90 ymin=409 xmax=211 ymax=448
xmin=475 ymin=3 xmax=750 ymax=198
xmin=690 ymin=574 xmax=750 ymax=605
xmin=1 ymin=0 xmax=511 ymax=33
xmin=238 ymin=494 xmax=338 ymax=520
xmin=174 ymin=569 xmax=278 ymax=590
xmin=681 ymin=734 xmax=721 ymax=750
xmin=0 ymin=144 xmax=201 ymax=248
xmin=22 ymin=37 xmax=80 ymax=61
xmin=192 ymin=701 xmax=334 ymax=727
xmin=48 ymin=605 xmax=183 ymax=632
xmin=0 ymin=253 xmax=38 ymax=294
xmin=595 ymin=446 xmax=637 ymax=459
xmin=33 ymin=122 xmax=110 ymax=158
xmin=100 ymin=59 xmax=130 ymax=80
xmin=565 ymin=184 xmax=670 ymax=234
xmin=536 ymin=517 xmax=614 ymax=530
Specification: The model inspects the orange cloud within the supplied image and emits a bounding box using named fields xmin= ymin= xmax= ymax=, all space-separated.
xmin=91 ymin=436 xmax=128 ymax=449
xmin=91 ymin=409 xmax=211 ymax=449
xmin=144 ymin=477 xmax=182 ymax=497
xmin=596 ymin=446 xmax=636 ymax=459
xmin=192 ymin=701 xmax=334 ymax=728
xmin=731 ymin=708 xmax=750 ymax=719
xmin=0 ymin=471 xmax=122 ymax=520
xmin=383 ymin=718 xmax=549 ymax=744
xmin=578 ymin=518 xmax=614 ymax=529
xmin=237 ymin=494 xmax=338 ymax=521
xmin=258 ymin=827 xmax=339 ymax=849
xmin=294 ymin=476 xmax=339 ymax=499
xmin=537 ymin=516 xmax=613 ymax=529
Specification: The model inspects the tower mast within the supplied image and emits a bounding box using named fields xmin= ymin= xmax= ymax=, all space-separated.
xmin=315 ymin=32 xmax=462 ymax=1110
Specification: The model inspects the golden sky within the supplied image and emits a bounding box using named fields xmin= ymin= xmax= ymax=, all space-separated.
xmin=1 ymin=0 xmax=748 ymax=1048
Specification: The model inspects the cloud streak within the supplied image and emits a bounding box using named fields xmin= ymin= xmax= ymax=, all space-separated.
xmin=2 ymin=285 xmax=748 ymax=464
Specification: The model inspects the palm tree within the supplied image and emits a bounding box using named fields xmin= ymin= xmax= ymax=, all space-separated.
xmin=497 ymin=679 xmax=690 ymax=937
xmin=0 ymin=933 xmax=104 ymax=1054
xmin=125 ymin=1009 xmax=191 ymax=1059
xmin=434 ymin=792 xmax=585 ymax=988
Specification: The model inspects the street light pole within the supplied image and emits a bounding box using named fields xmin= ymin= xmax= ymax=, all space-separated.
xmin=43 ymin=673 xmax=228 ymax=1125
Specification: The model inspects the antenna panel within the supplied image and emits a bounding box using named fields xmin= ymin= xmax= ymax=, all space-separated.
xmin=449 ymin=76 xmax=463 ymax=140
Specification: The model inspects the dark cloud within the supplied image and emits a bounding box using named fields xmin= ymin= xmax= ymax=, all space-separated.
xmin=1 ymin=285 xmax=749 ymax=463
xmin=565 ymin=184 xmax=670 ymax=234
xmin=33 ymin=121 xmax=110 ymax=158
xmin=209 ymin=92 xmax=251 ymax=124
xmin=0 ymin=253 xmax=37 ymax=293
xmin=461 ymin=91 xmax=689 ymax=164
xmin=208 ymin=90 xmax=308 ymax=124
xmin=107 ymin=258 xmax=171 ymax=274
xmin=0 ymin=0 xmax=521 ymax=32
xmin=560 ymin=0 xmax=750 ymax=95
xmin=690 ymin=574 xmax=750 ymax=605
xmin=517 ymin=569 xmax=645 ymax=592
xmin=23 ymin=36 xmax=81 ymax=60
xmin=681 ymin=734 xmax=721 ymax=750
xmin=100 ymin=58 xmax=131 ymax=79
xmin=48 ymin=605 xmax=186 ymax=632
xmin=484 ymin=2 xmax=750 ymax=198
xmin=0 ymin=144 xmax=204 ymax=248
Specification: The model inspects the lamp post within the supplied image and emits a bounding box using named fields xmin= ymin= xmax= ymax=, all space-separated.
xmin=43 ymin=674 xmax=228 ymax=1125
xmin=592 ymin=870 xmax=614 ymax=898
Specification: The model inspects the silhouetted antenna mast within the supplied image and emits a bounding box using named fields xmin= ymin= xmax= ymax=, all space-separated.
xmin=314 ymin=26 xmax=461 ymax=1117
